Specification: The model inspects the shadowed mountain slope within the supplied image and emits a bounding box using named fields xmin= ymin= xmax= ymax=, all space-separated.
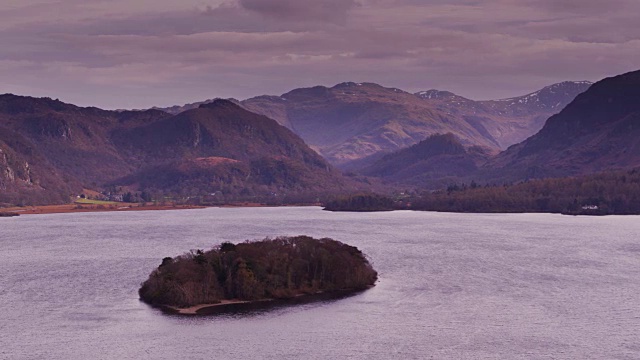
xmin=482 ymin=70 xmax=640 ymax=182
xmin=358 ymin=133 xmax=491 ymax=188
xmin=112 ymin=100 xmax=353 ymax=196
xmin=0 ymin=96 xmax=359 ymax=206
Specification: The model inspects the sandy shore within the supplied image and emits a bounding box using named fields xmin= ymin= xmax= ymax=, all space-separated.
xmin=167 ymin=299 xmax=270 ymax=315
xmin=160 ymin=287 xmax=373 ymax=315
xmin=2 ymin=203 xmax=207 ymax=215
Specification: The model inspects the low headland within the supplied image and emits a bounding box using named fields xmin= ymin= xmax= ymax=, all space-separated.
xmin=323 ymin=193 xmax=395 ymax=212
xmin=139 ymin=236 xmax=378 ymax=315
xmin=0 ymin=211 xmax=20 ymax=217
xmin=323 ymin=169 xmax=640 ymax=216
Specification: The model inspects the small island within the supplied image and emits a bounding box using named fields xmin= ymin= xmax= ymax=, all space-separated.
xmin=139 ymin=236 xmax=378 ymax=314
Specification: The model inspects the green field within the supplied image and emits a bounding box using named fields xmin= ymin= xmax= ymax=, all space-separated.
xmin=74 ymin=198 xmax=121 ymax=205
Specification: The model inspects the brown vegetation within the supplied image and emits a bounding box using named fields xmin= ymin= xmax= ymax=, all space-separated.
xmin=139 ymin=236 xmax=378 ymax=308
xmin=0 ymin=96 xmax=363 ymax=207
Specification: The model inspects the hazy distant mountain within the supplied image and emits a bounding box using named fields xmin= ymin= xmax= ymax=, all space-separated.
xmin=362 ymin=73 xmax=638 ymax=188
xmin=240 ymin=81 xmax=591 ymax=167
xmin=241 ymin=82 xmax=498 ymax=167
xmin=0 ymin=96 xmax=358 ymax=206
xmin=483 ymin=70 xmax=640 ymax=181
xmin=359 ymin=133 xmax=491 ymax=188
xmin=153 ymin=81 xmax=591 ymax=169
xmin=151 ymin=98 xmax=241 ymax=115
xmin=482 ymin=81 xmax=594 ymax=114
xmin=414 ymin=81 xmax=593 ymax=149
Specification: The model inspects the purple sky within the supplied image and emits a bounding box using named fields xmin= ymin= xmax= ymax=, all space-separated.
xmin=1 ymin=0 xmax=639 ymax=109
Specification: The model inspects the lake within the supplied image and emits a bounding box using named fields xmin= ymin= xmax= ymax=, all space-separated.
xmin=1 ymin=207 xmax=639 ymax=359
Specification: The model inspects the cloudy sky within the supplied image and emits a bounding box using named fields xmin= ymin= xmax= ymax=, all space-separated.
xmin=1 ymin=0 xmax=638 ymax=109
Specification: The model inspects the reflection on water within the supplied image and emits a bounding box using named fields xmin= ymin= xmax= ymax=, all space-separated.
xmin=1 ymin=207 xmax=639 ymax=359
xmin=189 ymin=290 xmax=369 ymax=316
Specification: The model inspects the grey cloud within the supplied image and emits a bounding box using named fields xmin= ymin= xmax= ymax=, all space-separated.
xmin=0 ymin=0 xmax=638 ymax=109
xmin=238 ymin=0 xmax=359 ymax=24
xmin=519 ymin=0 xmax=638 ymax=15
xmin=513 ymin=16 xmax=640 ymax=44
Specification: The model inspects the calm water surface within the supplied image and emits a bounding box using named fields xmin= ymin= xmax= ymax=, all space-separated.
xmin=1 ymin=207 xmax=639 ymax=359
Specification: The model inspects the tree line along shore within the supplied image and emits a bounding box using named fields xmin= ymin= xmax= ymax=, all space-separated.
xmin=324 ymin=168 xmax=640 ymax=215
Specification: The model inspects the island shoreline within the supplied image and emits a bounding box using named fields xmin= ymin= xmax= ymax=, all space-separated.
xmin=156 ymin=287 xmax=373 ymax=316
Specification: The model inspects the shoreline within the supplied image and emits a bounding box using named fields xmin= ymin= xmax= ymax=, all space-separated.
xmin=1 ymin=201 xmax=322 ymax=216
xmin=1 ymin=202 xmax=320 ymax=216
xmin=1 ymin=203 xmax=207 ymax=215
xmin=157 ymin=287 xmax=372 ymax=316
xmin=166 ymin=299 xmax=269 ymax=315
xmin=2 ymin=204 xmax=624 ymax=217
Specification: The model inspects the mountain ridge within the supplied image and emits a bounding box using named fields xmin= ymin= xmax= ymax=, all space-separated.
xmin=481 ymin=70 xmax=640 ymax=182
xmin=359 ymin=133 xmax=491 ymax=188
xmin=0 ymin=96 xmax=360 ymax=206
xmin=341 ymin=72 xmax=640 ymax=189
xmin=155 ymin=81 xmax=590 ymax=167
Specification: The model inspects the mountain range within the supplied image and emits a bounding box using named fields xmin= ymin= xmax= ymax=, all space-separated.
xmin=2 ymin=70 xmax=639 ymax=207
xmin=157 ymin=81 xmax=591 ymax=168
xmin=359 ymin=70 xmax=640 ymax=187
xmin=483 ymin=70 xmax=640 ymax=182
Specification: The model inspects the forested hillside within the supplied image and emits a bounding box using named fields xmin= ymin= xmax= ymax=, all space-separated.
xmin=412 ymin=169 xmax=640 ymax=215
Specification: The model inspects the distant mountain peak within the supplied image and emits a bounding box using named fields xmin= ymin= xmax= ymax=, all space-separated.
xmin=359 ymin=132 xmax=490 ymax=187
xmin=484 ymin=70 xmax=640 ymax=181
xmin=330 ymin=82 xmax=408 ymax=94
xmin=415 ymin=89 xmax=458 ymax=100
xmin=493 ymin=81 xmax=593 ymax=104
xmin=198 ymin=98 xmax=240 ymax=110
xmin=482 ymin=81 xmax=593 ymax=117
xmin=150 ymin=97 xmax=241 ymax=115
xmin=333 ymin=81 xmax=364 ymax=88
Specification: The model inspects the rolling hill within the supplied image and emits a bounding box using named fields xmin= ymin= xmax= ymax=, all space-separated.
xmin=358 ymin=133 xmax=490 ymax=188
xmin=0 ymin=96 xmax=360 ymax=206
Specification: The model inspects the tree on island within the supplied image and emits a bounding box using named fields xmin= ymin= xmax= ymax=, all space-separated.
xmin=139 ymin=236 xmax=378 ymax=308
